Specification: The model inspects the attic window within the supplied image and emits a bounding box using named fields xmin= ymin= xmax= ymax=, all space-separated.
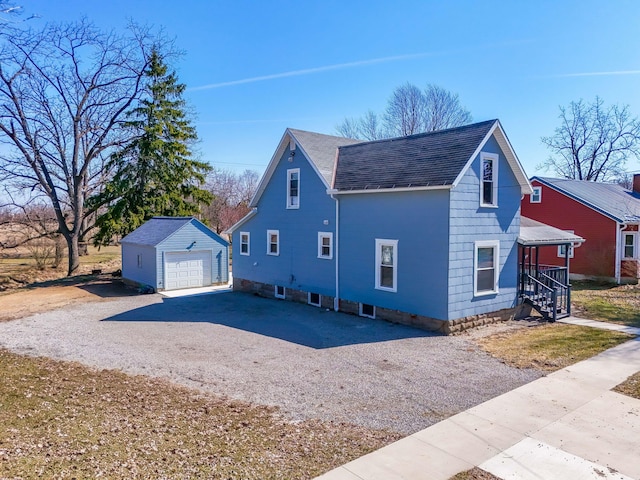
xmin=287 ymin=168 xmax=300 ymax=209
xmin=480 ymin=153 xmax=498 ymax=207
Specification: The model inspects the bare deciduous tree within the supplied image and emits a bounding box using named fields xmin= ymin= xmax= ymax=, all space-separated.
xmin=202 ymin=169 xmax=259 ymax=234
xmin=0 ymin=20 xmax=155 ymax=275
xmin=423 ymin=84 xmax=472 ymax=132
xmin=335 ymin=110 xmax=384 ymax=141
xmin=337 ymin=83 xmax=472 ymax=140
xmin=540 ymin=97 xmax=640 ymax=182
xmin=384 ymin=83 xmax=426 ymax=137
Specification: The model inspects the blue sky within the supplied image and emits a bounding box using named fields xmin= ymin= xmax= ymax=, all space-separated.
xmin=21 ymin=0 xmax=640 ymax=177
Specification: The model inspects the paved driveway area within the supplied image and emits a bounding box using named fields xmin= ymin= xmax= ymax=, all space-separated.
xmin=0 ymin=290 xmax=541 ymax=434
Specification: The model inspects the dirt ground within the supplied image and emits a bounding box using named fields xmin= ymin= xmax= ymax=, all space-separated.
xmin=0 ymin=277 xmax=137 ymax=322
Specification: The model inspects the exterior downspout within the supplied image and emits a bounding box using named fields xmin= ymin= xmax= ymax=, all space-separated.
xmin=331 ymin=193 xmax=339 ymax=311
xmin=615 ymin=222 xmax=625 ymax=284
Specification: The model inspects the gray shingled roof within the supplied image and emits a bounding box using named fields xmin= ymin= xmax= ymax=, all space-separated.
xmin=120 ymin=217 xmax=194 ymax=246
xmin=288 ymin=128 xmax=361 ymax=185
xmin=519 ymin=216 xmax=586 ymax=246
xmin=534 ymin=176 xmax=640 ymax=223
xmin=333 ymin=120 xmax=497 ymax=191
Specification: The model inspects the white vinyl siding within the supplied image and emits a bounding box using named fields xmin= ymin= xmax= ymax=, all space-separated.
xmin=286 ymin=168 xmax=300 ymax=209
xmin=480 ymin=152 xmax=498 ymax=207
xmin=474 ymin=240 xmax=499 ymax=296
xmin=239 ymin=232 xmax=250 ymax=256
xmin=375 ymin=239 xmax=398 ymax=292
xmin=318 ymin=232 xmax=333 ymax=259
xmin=267 ymin=230 xmax=279 ymax=256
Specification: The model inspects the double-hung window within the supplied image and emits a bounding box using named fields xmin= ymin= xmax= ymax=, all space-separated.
xmin=287 ymin=168 xmax=300 ymax=209
xmin=480 ymin=153 xmax=498 ymax=207
xmin=267 ymin=230 xmax=279 ymax=256
xmin=239 ymin=232 xmax=250 ymax=256
xmin=474 ymin=240 xmax=499 ymax=296
xmin=530 ymin=186 xmax=542 ymax=203
xmin=623 ymin=233 xmax=636 ymax=259
xmin=375 ymin=239 xmax=398 ymax=292
xmin=318 ymin=232 xmax=333 ymax=259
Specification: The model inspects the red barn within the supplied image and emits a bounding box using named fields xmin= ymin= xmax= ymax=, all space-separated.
xmin=521 ymin=176 xmax=640 ymax=283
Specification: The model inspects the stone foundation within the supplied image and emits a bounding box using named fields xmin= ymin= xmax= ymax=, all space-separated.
xmin=233 ymin=277 xmax=519 ymax=335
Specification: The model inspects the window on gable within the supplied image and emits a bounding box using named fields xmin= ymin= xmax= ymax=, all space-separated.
xmin=530 ymin=186 xmax=542 ymax=203
xmin=318 ymin=232 xmax=333 ymax=259
xmin=267 ymin=230 xmax=279 ymax=256
xmin=240 ymin=232 xmax=250 ymax=256
xmin=623 ymin=233 xmax=636 ymax=259
xmin=474 ymin=240 xmax=499 ymax=296
xmin=375 ymin=239 xmax=398 ymax=292
xmin=287 ymin=168 xmax=300 ymax=209
xmin=480 ymin=153 xmax=498 ymax=207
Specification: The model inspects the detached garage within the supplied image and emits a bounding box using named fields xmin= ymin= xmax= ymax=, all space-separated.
xmin=121 ymin=217 xmax=229 ymax=291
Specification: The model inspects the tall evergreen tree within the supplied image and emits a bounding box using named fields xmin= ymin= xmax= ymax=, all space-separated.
xmin=92 ymin=49 xmax=212 ymax=245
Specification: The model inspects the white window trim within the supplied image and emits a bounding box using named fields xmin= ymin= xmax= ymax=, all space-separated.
xmin=267 ymin=229 xmax=279 ymax=256
xmin=239 ymin=231 xmax=250 ymax=256
xmin=557 ymin=230 xmax=575 ymax=258
xmin=623 ymin=232 xmax=637 ymax=259
xmin=530 ymin=186 xmax=542 ymax=203
xmin=308 ymin=292 xmax=321 ymax=307
xmin=359 ymin=303 xmax=376 ymax=319
xmin=317 ymin=232 xmax=333 ymax=259
xmin=474 ymin=240 xmax=500 ymax=296
xmin=275 ymin=285 xmax=286 ymax=299
xmin=286 ymin=168 xmax=300 ymax=209
xmin=480 ymin=152 xmax=499 ymax=208
xmin=375 ymin=238 xmax=398 ymax=293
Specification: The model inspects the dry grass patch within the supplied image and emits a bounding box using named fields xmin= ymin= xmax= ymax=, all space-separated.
xmin=475 ymin=323 xmax=633 ymax=372
xmin=572 ymin=282 xmax=640 ymax=328
xmin=449 ymin=467 xmax=500 ymax=480
xmin=613 ymin=371 xmax=640 ymax=400
xmin=0 ymin=349 xmax=399 ymax=479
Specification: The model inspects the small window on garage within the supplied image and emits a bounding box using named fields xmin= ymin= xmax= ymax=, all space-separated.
xmin=359 ymin=303 xmax=375 ymax=319
xmin=308 ymin=292 xmax=321 ymax=307
xmin=275 ymin=285 xmax=285 ymax=299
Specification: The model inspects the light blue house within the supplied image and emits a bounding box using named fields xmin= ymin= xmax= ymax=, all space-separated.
xmin=121 ymin=216 xmax=229 ymax=292
xmin=227 ymin=120 xmax=532 ymax=333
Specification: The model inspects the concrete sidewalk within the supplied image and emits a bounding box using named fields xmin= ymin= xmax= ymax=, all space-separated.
xmin=317 ymin=318 xmax=640 ymax=480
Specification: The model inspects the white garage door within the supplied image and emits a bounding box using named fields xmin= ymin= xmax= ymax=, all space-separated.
xmin=164 ymin=251 xmax=211 ymax=290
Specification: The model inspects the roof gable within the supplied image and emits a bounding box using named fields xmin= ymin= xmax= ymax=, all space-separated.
xmin=532 ymin=176 xmax=640 ymax=223
xmin=121 ymin=217 xmax=227 ymax=247
xmin=331 ymin=120 xmax=532 ymax=195
xmin=249 ymin=128 xmax=360 ymax=208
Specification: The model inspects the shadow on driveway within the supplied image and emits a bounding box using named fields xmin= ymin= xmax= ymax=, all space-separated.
xmin=102 ymin=291 xmax=435 ymax=349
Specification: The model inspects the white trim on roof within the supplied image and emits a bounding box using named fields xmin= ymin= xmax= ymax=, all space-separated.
xmin=452 ymin=120 xmax=532 ymax=196
xmin=327 ymin=184 xmax=452 ymax=195
xmin=224 ymin=208 xmax=258 ymax=235
xmin=248 ymin=129 xmax=338 ymax=209
xmin=530 ymin=177 xmax=624 ymax=223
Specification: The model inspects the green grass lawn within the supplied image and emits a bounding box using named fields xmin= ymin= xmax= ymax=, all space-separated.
xmin=572 ymin=281 xmax=640 ymax=328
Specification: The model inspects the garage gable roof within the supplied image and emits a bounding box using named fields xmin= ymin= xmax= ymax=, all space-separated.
xmin=121 ymin=217 xmax=228 ymax=247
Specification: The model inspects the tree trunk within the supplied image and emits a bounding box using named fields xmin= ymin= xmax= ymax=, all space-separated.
xmin=53 ymin=234 xmax=65 ymax=268
xmin=66 ymin=233 xmax=81 ymax=276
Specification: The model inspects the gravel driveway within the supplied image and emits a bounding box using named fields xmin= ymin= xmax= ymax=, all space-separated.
xmin=0 ymin=290 xmax=541 ymax=434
